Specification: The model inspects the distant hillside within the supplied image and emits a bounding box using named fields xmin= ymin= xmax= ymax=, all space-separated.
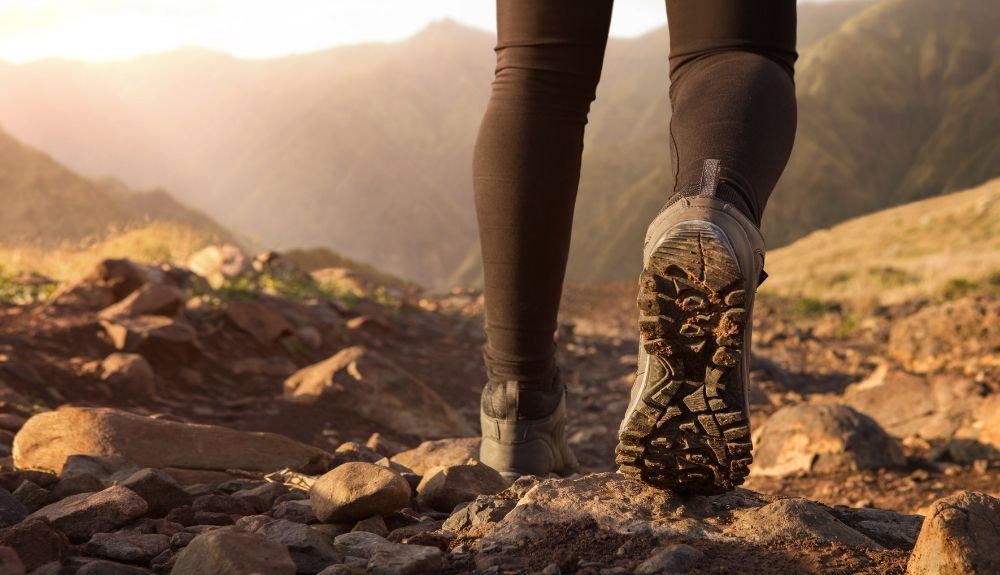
xmin=762 ymin=177 xmax=1000 ymax=305
xmin=0 ymin=0 xmax=992 ymax=288
xmin=0 ymin=125 xmax=234 ymax=276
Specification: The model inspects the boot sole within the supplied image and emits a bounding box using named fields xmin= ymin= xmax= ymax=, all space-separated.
xmin=616 ymin=221 xmax=753 ymax=495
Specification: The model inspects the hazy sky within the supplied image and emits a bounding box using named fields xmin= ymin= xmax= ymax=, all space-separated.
xmin=0 ymin=0 xmax=674 ymax=63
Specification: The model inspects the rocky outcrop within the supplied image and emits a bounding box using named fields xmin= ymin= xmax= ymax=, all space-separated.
xmin=12 ymin=407 xmax=331 ymax=475
xmin=282 ymin=346 xmax=472 ymax=438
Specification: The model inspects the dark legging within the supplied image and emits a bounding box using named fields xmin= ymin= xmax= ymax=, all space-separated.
xmin=474 ymin=0 xmax=798 ymax=386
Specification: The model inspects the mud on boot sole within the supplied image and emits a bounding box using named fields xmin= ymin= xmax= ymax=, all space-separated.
xmin=616 ymin=221 xmax=753 ymax=495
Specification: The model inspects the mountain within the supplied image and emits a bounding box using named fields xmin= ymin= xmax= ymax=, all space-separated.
xmin=0 ymin=0 xmax=992 ymax=288
xmin=0 ymin=124 xmax=233 ymax=251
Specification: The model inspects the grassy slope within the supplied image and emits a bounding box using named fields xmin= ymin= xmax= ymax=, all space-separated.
xmin=761 ymin=177 xmax=1000 ymax=305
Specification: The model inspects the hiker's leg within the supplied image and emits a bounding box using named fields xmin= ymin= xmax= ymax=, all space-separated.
xmin=474 ymin=0 xmax=614 ymax=391
xmin=665 ymin=0 xmax=798 ymax=225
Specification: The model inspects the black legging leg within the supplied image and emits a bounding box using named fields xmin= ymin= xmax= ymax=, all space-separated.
xmin=474 ymin=0 xmax=797 ymax=390
xmin=474 ymin=1 xmax=614 ymax=386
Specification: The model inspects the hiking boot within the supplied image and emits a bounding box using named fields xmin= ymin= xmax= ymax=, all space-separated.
xmin=479 ymin=369 xmax=580 ymax=480
xmin=616 ymin=159 xmax=765 ymax=495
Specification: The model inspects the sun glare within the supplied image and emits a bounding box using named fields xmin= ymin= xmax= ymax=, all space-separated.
xmin=0 ymin=0 xmax=669 ymax=63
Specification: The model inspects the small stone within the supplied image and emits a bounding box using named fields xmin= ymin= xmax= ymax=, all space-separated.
xmin=61 ymin=454 xmax=141 ymax=482
xmin=389 ymin=438 xmax=480 ymax=476
xmin=50 ymin=474 xmax=104 ymax=499
xmin=272 ymin=499 xmax=317 ymax=524
xmin=224 ymin=301 xmax=294 ymax=345
xmin=635 ymin=544 xmax=704 ymax=574
xmin=333 ymin=531 xmax=387 ymax=559
xmin=352 ymin=516 xmax=388 ymax=537
xmin=906 ymin=491 xmax=1000 ymax=574
xmin=232 ymin=482 xmax=287 ymax=514
xmin=442 ymin=495 xmax=514 ymax=532
xmin=84 ymin=532 xmax=171 ymax=563
xmin=310 ymin=462 xmax=411 ymax=523
xmin=77 ymin=560 xmax=153 ymax=574
xmin=0 ymin=518 xmax=72 ymax=571
xmin=98 ymin=283 xmax=186 ymax=321
xmin=367 ymin=543 xmax=442 ymax=575
xmin=119 ymin=468 xmax=193 ymax=518
xmin=0 ymin=489 xmax=26 ymax=529
xmin=331 ymin=442 xmax=383 ymax=468
xmin=100 ymin=315 xmax=199 ymax=360
xmin=169 ymin=528 xmax=296 ymax=574
xmin=0 ymin=547 xmax=23 ymax=575
xmin=11 ymin=481 xmax=56 ymax=513
xmin=316 ymin=565 xmax=351 ymax=575
xmin=99 ymin=353 xmax=156 ymax=398
xmin=28 ymin=485 xmax=148 ymax=542
xmin=256 ymin=519 xmax=341 ymax=574
xmin=416 ymin=462 xmax=507 ymax=513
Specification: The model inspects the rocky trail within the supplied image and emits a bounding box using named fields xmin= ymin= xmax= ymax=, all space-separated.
xmin=0 ymin=248 xmax=996 ymax=574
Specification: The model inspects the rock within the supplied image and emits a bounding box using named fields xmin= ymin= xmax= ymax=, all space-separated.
xmin=333 ymin=531 xmax=388 ymax=558
xmin=61 ymin=454 xmax=140 ymax=482
xmin=283 ymin=347 xmax=472 ymax=438
xmin=331 ymin=442 xmax=383 ymax=468
xmin=0 ymin=547 xmax=23 ymax=575
xmin=296 ymin=326 xmax=323 ymax=349
xmin=49 ymin=259 xmax=152 ymax=310
xmin=192 ymin=494 xmax=255 ymax=516
xmin=27 ymin=485 xmax=148 ymax=542
xmin=752 ymin=404 xmax=905 ymax=476
xmin=843 ymin=366 xmax=984 ymax=440
xmin=889 ymin=297 xmax=1000 ymax=373
xmin=368 ymin=543 xmax=442 ymax=575
xmin=956 ymin=394 xmax=1000 ymax=459
xmin=187 ymin=245 xmax=251 ymax=289
xmin=119 ymin=468 xmax=193 ymax=518
xmin=98 ymin=283 xmax=186 ymax=321
xmin=77 ymin=560 xmax=153 ymax=574
xmin=272 ymin=500 xmax=317 ymax=524
xmin=100 ymin=316 xmax=199 ymax=361
xmin=255 ymin=519 xmax=340 ymax=574
xmin=0 ymin=518 xmax=72 ymax=571
xmin=169 ymin=529 xmax=296 ymax=575
xmin=11 ymin=481 xmax=56 ymax=513
xmin=13 ymin=407 xmax=330 ymax=474
xmin=727 ymin=498 xmax=876 ymax=547
xmin=99 ymin=354 xmax=156 ymax=398
xmin=84 ymin=532 xmax=171 ymax=563
xmin=828 ymin=506 xmax=923 ymax=548
xmin=224 ymin=301 xmax=294 ymax=345
xmin=310 ymin=462 xmax=411 ymax=523
xmin=50 ymin=474 xmax=104 ymax=500
xmin=416 ymin=462 xmax=507 ymax=512
xmin=442 ymin=495 xmax=515 ymax=532
xmin=352 ymin=516 xmax=388 ymax=537
xmin=635 ymin=544 xmax=704 ymax=575
xmin=231 ymin=482 xmax=287 ymax=514
xmin=906 ymin=491 xmax=1000 ymax=574
xmin=253 ymin=252 xmax=314 ymax=285
xmin=389 ymin=438 xmax=480 ymax=476
xmin=316 ymin=565 xmax=351 ymax=575
xmin=0 ymin=490 xmax=26 ymax=529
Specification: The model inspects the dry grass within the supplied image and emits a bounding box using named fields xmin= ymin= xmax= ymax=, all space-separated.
xmin=0 ymin=222 xmax=223 ymax=282
xmin=761 ymin=178 xmax=1000 ymax=305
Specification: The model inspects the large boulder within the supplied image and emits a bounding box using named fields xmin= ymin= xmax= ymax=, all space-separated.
xmin=13 ymin=407 xmax=330 ymax=475
xmin=310 ymin=462 xmax=411 ymax=523
xmin=906 ymin=491 xmax=1000 ymax=574
xmin=283 ymin=346 xmax=472 ymax=438
xmin=752 ymin=404 xmax=905 ymax=476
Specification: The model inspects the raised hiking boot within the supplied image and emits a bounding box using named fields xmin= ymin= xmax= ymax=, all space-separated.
xmin=479 ymin=369 xmax=580 ymax=480
xmin=616 ymin=159 xmax=765 ymax=495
